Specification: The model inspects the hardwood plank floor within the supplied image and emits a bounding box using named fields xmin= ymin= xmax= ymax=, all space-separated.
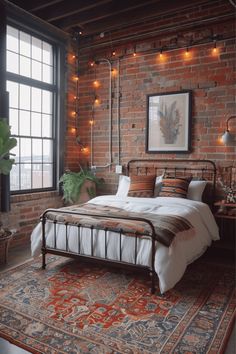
xmin=0 ymin=245 xmax=235 ymax=354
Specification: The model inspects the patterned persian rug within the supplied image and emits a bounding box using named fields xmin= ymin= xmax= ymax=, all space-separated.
xmin=0 ymin=256 xmax=235 ymax=354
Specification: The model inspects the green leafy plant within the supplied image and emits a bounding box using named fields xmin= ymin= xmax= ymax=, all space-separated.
xmin=59 ymin=168 xmax=104 ymax=204
xmin=0 ymin=119 xmax=17 ymax=236
xmin=0 ymin=118 xmax=17 ymax=175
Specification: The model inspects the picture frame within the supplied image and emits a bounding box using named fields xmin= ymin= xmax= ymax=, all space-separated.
xmin=146 ymin=90 xmax=192 ymax=153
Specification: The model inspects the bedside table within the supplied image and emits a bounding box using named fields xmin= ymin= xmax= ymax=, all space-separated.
xmin=214 ymin=201 xmax=236 ymax=220
xmin=213 ymin=201 xmax=235 ymax=257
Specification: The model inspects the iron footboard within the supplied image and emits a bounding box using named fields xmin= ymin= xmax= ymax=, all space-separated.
xmin=41 ymin=208 xmax=158 ymax=294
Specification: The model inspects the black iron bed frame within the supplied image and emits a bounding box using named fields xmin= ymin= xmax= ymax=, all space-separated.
xmin=41 ymin=159 xmax=217 ymax=294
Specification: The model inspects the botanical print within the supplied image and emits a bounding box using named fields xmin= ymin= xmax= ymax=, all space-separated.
xmin=159 ymin=100 xmax=181 ymax=144
xmin=147 ymin=91 xmax=191 ymax=152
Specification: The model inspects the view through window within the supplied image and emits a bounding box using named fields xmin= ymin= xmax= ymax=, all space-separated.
xmin=6 ymin=25 xmax=56 ymax=192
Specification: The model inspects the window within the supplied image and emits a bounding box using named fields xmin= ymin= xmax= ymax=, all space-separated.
xmin=6 ymin=25 xmax=57 ymax=192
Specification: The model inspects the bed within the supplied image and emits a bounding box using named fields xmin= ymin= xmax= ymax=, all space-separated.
xmin=31 ymin=159 xmax=220 ymax=294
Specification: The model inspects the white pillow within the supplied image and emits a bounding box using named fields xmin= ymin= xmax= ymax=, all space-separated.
xmin=187 ymin=180 xmax=207 ymax=201
xmin=154 ymin=175 xmax=163 ymax=197
xmin=116 ymin=175 xmax=130 ymax=197
xmin=116 ymin=175 xmax=162 ymax=197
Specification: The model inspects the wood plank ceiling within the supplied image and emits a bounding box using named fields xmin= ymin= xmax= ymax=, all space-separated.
xmin=6 ymin=0 xmax=235 ymax=48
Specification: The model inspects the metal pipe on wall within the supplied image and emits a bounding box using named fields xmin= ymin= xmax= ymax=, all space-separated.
xmin=91 ymin=58 xmax=112 ymax=169
xmin=117 ymin=58 xmax=121 ymax=165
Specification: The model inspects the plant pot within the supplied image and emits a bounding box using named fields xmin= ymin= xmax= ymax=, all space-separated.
xmin=74 ymin=180 xmax=96 ymax=204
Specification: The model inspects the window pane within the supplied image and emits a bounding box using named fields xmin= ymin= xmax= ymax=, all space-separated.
xmin=32 ymin=164 xmax=42 ymax=189
xmin=43 ymin=140 xmax=53 ymax=163
xmin=43 ymin=164 xmax=53 ymax=188
xmin=19 ymin=111 xmax=30 ymax=136
xmin=32 ymin=139 xmax=42 ymax=162
xmin=32 ymin=60 xmax=42 ymax=81
xmin=42 ymin=90 xmax=52 ymax=114
xmin=7 ymin=51 xmax=19 ymax=74
xmin=32 ymin=87 xmax=42 ymax=112
xmin=10 ymin=164 xmax=20 ymax=191
xmin=42 ymin=64 xmax=52 ymax=84
xmin=9 ymin=109 xmax=19 ymax=135
xmin=19 ymin=85 xmax=30 ymax=110
xmin=20 ymin=138 xmax=31 ymax=163
xmin=21 ymin=164 xmax=32 ymax=189
xmin=31 ymin=112 xmax=42 ymax=137
xmin=32 ymin=37 xmax=42 ymax=61
xmin=42 ymin=42 xmax=53 ymax=65
xmin=7 ymin=81 xmax=19 ymax=108
xmin=42 ymin=114 xmax=52 ymax=137
xmin=20 ymin=56 xmax=31 ymax=77
xmin=19 ymin=31 xmax=31 ymax=57
xmin=7 ymin=26 xmax=19 ymax=52
xmin=7 ymin=26 xmax=56 ymax=193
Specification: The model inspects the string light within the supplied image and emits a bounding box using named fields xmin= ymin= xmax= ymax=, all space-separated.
xmin=70 ymin=127 xmax=77 ymax=134
xmin=185 ymin=47 xmax=190 ymax=57
xmin=93 ymin=80 xmax=99 ymax=88
xmin=94 ymin=95 xmax=99 ymax=104
xmin=212 ymin=41 xmax=218 ymax=55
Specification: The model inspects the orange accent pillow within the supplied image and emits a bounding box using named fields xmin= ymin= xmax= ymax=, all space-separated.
xmin=128 ymin=175 xmax=156 ymax=198
xmin=159 ymin=177 xmax=192 ymax=198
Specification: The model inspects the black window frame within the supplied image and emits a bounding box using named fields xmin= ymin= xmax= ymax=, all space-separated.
xmin=5 ymin=4 xmax=67 ymax=196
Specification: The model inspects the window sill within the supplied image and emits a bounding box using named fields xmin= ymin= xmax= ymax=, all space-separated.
xmin=11 ymin=190 xmax=60 ymax=203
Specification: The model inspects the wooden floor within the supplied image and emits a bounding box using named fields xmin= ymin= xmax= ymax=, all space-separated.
xmin=0 ymin=245 xmax=235 ymax=354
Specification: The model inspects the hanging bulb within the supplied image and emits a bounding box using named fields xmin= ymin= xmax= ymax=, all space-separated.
xmin=112 ymin=50 xmax=116 ymax=56
xmin=93 ymin=80 xmax=99 ymax=88
xmin=185 ymin=47 xmax=189 ymax=57
xmin=212 ymin=41 xmax=218 ymax=55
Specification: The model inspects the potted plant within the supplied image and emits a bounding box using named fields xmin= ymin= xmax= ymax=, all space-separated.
xmin=59 ymin=167 xmax=104 ymax=204
xmin=0 ymin=118 xmax=17 ymax=237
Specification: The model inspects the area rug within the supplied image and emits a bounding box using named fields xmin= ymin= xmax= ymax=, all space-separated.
xmin=0 ymin=256 xmax=235 ymax=354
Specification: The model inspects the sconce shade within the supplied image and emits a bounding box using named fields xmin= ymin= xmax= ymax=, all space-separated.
xmin=221 ymin=130 xmax=233 ymax=144
xmin=221 ymin=115 xmax=236 ymax=145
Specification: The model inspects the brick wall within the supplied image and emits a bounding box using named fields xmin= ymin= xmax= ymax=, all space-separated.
xmin=76 ymin=1 xmax=236 ymax=195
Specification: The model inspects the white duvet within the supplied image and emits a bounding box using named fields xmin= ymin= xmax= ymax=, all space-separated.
xmin=31 ymin=196 xmax=219 ymax=293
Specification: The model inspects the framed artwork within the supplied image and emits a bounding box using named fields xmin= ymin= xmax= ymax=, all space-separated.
xmin=146 ymin=90 xmax=192 ymax=153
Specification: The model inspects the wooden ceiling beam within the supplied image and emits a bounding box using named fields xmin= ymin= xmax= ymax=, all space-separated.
xmin=34 ymin=0 xmax=112 ymax=22
xmin=11 ymin=0 xmax=65 ymax=11
xmin=73 ymin=0 xmax=211 ymax=36
xmin=52 ymin=0 xmax=159 ymax=29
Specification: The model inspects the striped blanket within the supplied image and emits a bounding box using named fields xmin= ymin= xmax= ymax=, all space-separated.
xmin=44 ymin=203 xmax=194 ymax=247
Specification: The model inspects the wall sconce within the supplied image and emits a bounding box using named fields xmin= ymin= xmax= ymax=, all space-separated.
xmin=221 ymin=115 xmax=236 ymax=144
